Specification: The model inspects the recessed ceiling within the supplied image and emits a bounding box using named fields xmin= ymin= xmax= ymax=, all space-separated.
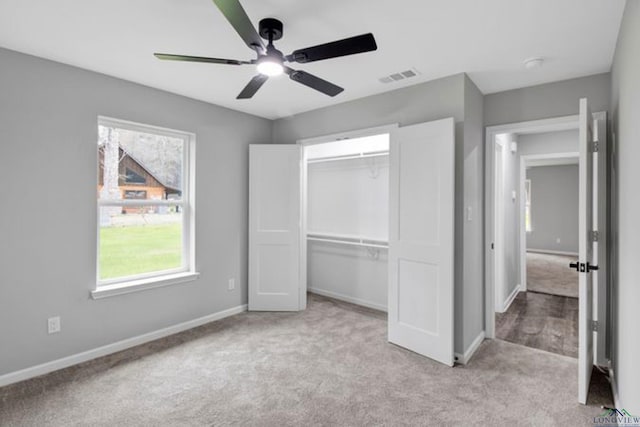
xmin=0 ymin=0 xmax=626 ymax=119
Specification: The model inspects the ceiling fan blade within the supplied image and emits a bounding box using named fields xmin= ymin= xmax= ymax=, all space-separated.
xmin=237 ymin=74 xmax=269 ymax=99
xmin=286 ymin=33 xmax=377 ymax=64
xmin=212 ymin=0 xmax=266 ymax=54
xmin=154 ymin=53 xmax=251 ymax=65
xmin=285 ymin=67 xmax=343 ymax=97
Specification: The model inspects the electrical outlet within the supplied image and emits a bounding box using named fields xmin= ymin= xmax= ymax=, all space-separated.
xmin=48 ymin=316 xmax=61 ymax=334
xmin=556 ymin=238 xmax=561 ymax=244
xmin=228 ymin=278 xmax=235 ymax=291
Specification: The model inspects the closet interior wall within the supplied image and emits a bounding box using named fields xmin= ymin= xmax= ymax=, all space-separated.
xmin=305 ymin=136 xmax=390 ymax=311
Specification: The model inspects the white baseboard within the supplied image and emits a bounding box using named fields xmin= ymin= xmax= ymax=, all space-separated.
xmin=527 ymin=249 xmax=579 ymax=257
xmin=609 ymin=364 xmax=621 ymax=409
xmin=309 ymin=288 xmax=387 ymax=312
xmin=0 ymin=304 xmax=247 ymax=388
xmin=496 ymin=285 xmax=520 ymax=314
xmin=503 ymin=285 xmax=520 ymax=312
xmin=455 ymin=331 xmax=485 ymax=365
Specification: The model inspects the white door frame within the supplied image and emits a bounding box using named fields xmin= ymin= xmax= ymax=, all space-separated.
xmin=296 ymin=123 xmax=398 ymax=310
xmin=485 ymin=113 xmax=607 ymax=367
xmin=493 ymin=137 xmax=506 ymax=312
xmin=485 ymin=115 xmax=579 ymax=338
xmin=519 ymin=152 xmax=580 ymax=292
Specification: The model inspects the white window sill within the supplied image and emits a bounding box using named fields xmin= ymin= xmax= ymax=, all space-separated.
xmin=91 ymin=272 xmax=200 ymax=300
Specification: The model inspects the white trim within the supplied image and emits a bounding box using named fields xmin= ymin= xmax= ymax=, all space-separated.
xmin=0 ymin=303 xmax=247 ymax=388
xmin=298 ymin=124 xmax=397 ymax=313
xmin=98 ymin=199 xmax=184 ymax=207
xmin=299 ymin=144 xmax=308 ymax=311
xmin=527 ymin=249 xmax=579 ymax=257
xmin=498 ymin=285 xmax=520 ymax=313
xmin=609 ymin=365 xmax=621 ymax=409
xmin=493 ymin=137 xmax=506 ymax=312
xmin=297 ymin=123 xmax=399 ymax=146
xmin=520 ymin=155 xmax=527 ymax=291
xmin=96 ymin=116 xmax=197 ymax=289
xmin=485 ymin=114 xmax=580 ymax=339
xmin=454 ymin=331 xmax=485 ymax=365
xmin=98 ymin=116 xmax=194 ymax=139
xmin=486 ymin=115 xmax=579 ymax=136
xmin=308 ymin=288 xmax=387 ymax=312
xmin=91 ymin=272 xmax=200 ymax=299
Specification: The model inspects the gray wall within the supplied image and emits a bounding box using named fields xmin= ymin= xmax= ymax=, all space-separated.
xmin=518 ymin=129 xmax=579 ymax=155
xmin=497 ymin=134 xmax=520 ymax=306
xmin=461 ymin=76 xmax=485 ymax=349
xmin=273 ymin=73 xmax=486 ymax=355
xmin=610 ymin=0 xmax=640 ymax=414
xmin=526 ymin=165 xmax=579 ymax=253
xmin=484 ymin=73 xmax=611 ymax=126
xmin=0 ymin=48 xmax=272 ymax=375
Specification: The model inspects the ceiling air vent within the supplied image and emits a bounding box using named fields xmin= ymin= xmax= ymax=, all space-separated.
xmin=378 ymin=68 xmax=420 ymax=84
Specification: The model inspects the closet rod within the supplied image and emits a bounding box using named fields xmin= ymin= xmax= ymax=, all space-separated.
xmin=307 ymin=234 xmax=389 ymax=249
xmin=307 ymin=151 xmax=389 ymax=164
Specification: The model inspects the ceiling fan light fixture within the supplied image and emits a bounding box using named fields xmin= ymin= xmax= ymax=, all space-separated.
xmin=257 ymin=57 xmax=284 ymax=76
xmin=155 ymin=1 xmax=376 ymax=99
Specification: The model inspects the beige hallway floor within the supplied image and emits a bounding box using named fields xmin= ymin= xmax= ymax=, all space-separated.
xmin=0 ymin=294 xmax=611 ymax=426
xmin=527 ymin=252 xmax=579 ymax=298
xmin=496 ymin=291 xmax=578 ymax=358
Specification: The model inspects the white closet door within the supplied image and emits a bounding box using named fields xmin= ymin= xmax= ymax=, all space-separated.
xmin=578 ymin=98 xmax=596 ymax=404
xmin=388 ymin=118 xmax=455 ymax=366
xmin=249 ymin=144 xmax=301 ymax=311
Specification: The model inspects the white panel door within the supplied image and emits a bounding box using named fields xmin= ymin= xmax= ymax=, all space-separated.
xmin=249 ymin=144 xmax=301 ymax=311
xmin=388 ymin=118 xmax=455 ymax=366
xmin=578 ymin=98 xmax=596 ymax=404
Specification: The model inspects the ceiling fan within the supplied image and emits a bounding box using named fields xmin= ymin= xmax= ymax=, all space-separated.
xmin=154 ymin=0 xmax=378 ymax=99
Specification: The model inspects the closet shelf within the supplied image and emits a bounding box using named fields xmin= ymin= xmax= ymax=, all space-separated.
xmin=306 ymin=232 xmax=389 ymax=249
xmin=307 ymin=150 xmax=389 ymax=165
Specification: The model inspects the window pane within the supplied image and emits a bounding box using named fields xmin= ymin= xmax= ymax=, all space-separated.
xmin=99 ymin=206 xmax=183 ymax=281
xmin=98 ymin=125 xmax=184 ymax=202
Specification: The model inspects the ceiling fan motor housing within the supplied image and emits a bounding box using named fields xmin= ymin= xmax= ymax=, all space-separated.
xmin=259 ymin=18 xmax=283 ymax=42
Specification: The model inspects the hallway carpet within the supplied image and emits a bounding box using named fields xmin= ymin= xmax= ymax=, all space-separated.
xmin=527 ymin=251 xmax=579 ymax=298
xmin=0 ymin=294 xmax=611 ymax=426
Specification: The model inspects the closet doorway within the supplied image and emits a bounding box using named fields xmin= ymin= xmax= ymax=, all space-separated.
xmin=302 ymin=130 xmax=391 ymax=312
xmin=249 ymin=119 xmax=456 ymax=366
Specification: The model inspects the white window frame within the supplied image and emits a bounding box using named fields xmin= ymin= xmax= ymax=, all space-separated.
xmin=92 ymin=116 xmax=198 ymax=299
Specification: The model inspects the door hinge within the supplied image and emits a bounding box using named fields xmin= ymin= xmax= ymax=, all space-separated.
xmin=592 ymin=141 xmax=600 ymax=152
xmin=591 ymin=320 xmax=599 ymax=333
xmin=591 ymin=230 xmax=599 ymax=242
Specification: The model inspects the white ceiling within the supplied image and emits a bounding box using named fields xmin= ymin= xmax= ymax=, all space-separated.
xmin=0 ymin=0 xmax=626 ymax=119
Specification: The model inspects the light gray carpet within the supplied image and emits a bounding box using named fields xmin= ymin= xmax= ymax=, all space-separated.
xmin=527 ymin=252 xmax=579 ymax=298
xmin=0 ymin=294 xmax=611 ymax=426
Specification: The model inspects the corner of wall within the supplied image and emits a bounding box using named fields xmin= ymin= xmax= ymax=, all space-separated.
xmin=608 ymin=0 xmax=640 ymax=414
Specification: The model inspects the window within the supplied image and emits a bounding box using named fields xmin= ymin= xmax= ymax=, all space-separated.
xmin=124 ymin=190 xmax=147 ymax=199
xmin=96 ymin=117 xmax=196 ymax=295
xmin=525 ymin=179 xmax=532 ymax=232
xmin=124 ymin=168 xmax=146 ymax=184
